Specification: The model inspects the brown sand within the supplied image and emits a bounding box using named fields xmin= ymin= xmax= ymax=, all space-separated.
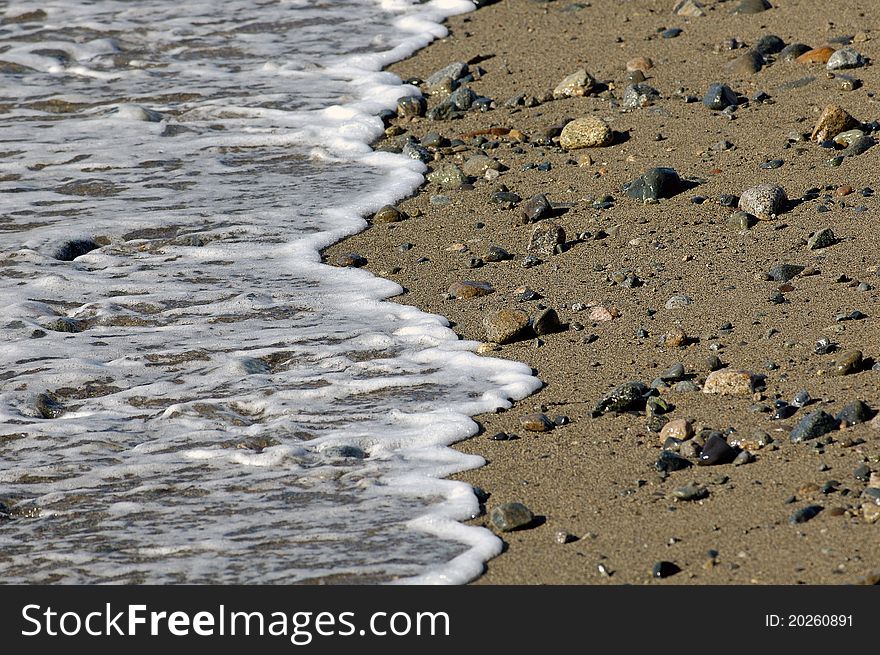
xmin=325 ymin=0 xmax=880 ymax=584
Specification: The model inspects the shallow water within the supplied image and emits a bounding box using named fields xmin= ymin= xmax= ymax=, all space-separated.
xmin=0 ymin=0 xmax=540 ymax=584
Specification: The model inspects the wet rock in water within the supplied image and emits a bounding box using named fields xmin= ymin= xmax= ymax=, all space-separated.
xmin=725 ymin=49 xmax=765 ymax=75
xmin=703 ymin=83 xmax=738 ymax=110
xmin=739 ymin=184 xmax=787 ymax=220
xmin=833 ymin=350 xmax=863 ymax=376
xmin=35 ymin=393 xmax=65 ymax=419
xmin=624 ymin=167 xmax=682 ymax=201
xmin=322 ymin=445 xmax=367 ymax=460
xmin=483 ymin=309 xmax=530 ymax=344
xmin=698 ymin=433 xmax=737 ymax=465
xmin=528 ymin=222 xmax=565 ymax=257
xmin=733 ymin=0 xmax=771 ymax=13
xmin=44 ymin=317 xmax=87 ymax=333
xmin=373 ymin=204 xmax=407 ymax=223
xmin=559 ymin=116 xmax=614 ymax=150
xmin=593 ymin=381 xmax=649 ymax=416
xmin=521 ymin=193 xmax=552 ymax=223
xmin=533 ymin=308 xmax=562 ymax=336
xmin=837 ymin=400 xmax=873 ymax=426
xmin=673 ymin=0 xmax=705 ymax=17
xmin=789 ymin=505 xmax=823 ymax=524
xmin=703 ymin=369 xmax=760 ymax=395
xmin=652 ymin=561 xmax=681 ymax=578
xmin=807 ymin=227 xmax=837 ymax=250
xmin=810 ymin=104 xmax=858 ymax=142
xmin=448 ymin=281 xmax=494 ymax=299
xmin=827 ymin=48 xmax=865 ymax=70
xmin=623 ymin=83 xmax=660 ymax=108
xmin=768 ymin=263 xmax=804 ymax=282
xmin=553 ymin=69 xmax=596 ymax=98
xmin=790 ymin=410 xmax=839 ymax=443
xmin=332 ymin=252 xmax=367 ymax=268
xmin=779 ymin=43 xmax=811 ymax=61
xmin=660 ymin=418 xmax=694 ymax=443
xmin=490 ymin=502 xmax=535 ymax=532
xmin=426 ymin=163 xmax=466 ymax=189
xmin=397 ymin=95 xmax=426 ymax=118
xmin=520 ymin=413 xmax=554 ymax=432
xmin=672 ymin=483 xmax=709 ymax=501
xmin=52 ymin=238 xmax=100 ymax=261
xmin=656 ymin=450 xmax=692 ymax=473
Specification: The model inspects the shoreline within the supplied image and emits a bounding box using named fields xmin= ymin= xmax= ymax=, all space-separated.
xmin=326 ymin=0 xmax=880 ymax=584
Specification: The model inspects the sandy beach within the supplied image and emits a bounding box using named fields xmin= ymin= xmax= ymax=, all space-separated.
xmin=325 ymin=0 xmax=880 ymax=584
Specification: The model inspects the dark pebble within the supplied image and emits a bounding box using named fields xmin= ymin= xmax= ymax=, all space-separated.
xmin=789 ymin=505 xmax=823 ymax=524
xmin=779 ymin=43 xmax=811 ymax=61
xmin=593 ymin=381 xmax=649 ymax=416
xmin=661 ymin=28 xmax=683 ymax=39
xmin=768 ymin=263 xmax=804 ymax=282
xmin=652 ymin=561 xmax=681 ymax=578
xmin=760 ymin=159 xmax=784 ymax=169
xmin=698 ymin=433 xmax=737 ymax=465
xmin=35 ymin=393 xmax=65 ymax=419
xmin=655 ymin=450 xmax=692 ymax=473
xmin=755 ymin=34 xmax=785 ymax=55
xmin=836 ymin=400 xmax=873 ymax=425
xmin=853 ymin=464 xmax=872 ymax=482
xmin=789 ymin=410 xmax=839 ymax=443
xmin=533 ymin=308 xmax=562 ymax=336
xmin=624 ymin=167 xmax=682 ymax=201
xmin=703 ymin=83 xmax=738 ymax=110
xmin=52 ymin=238 xmax=100 ymax=261
xmin=521 ymin=193 xmax=552 ymax=223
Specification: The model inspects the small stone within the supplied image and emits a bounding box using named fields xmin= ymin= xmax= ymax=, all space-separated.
xmin=863 ymin=504 xmax=880 ymax=524
xmin=593 ymin=381 xmax=649 ymax=416
xmin=555 ymin=530 xmax=577 ymax=544
xmin=623 ymin=83 xmax=660 ymax=108
xmin=652 ymin=561 xmax=681 ymax=578
xmin=755 ymin=34 xmax=785 ymax=55
xmin=790 ymin=410 xmax=839 ymax=443
xmin=673 ymin=0 xmax=705 ymax=17
xmin=655 ymin=450 xmax=692 ymax=473
xmin=789 ymin=505 xmax=823 ymax=524
xmin=528 ymin=222 xmax=565 ymax=257
xmin=703 ymin=83 xmax=738 ymax=110
xmin=725 ymin=49 xmax=765 ymax=75
xmin=520 ymin=412 xmax=554 ymax=432
xmin=426 ymin=163 xmax=466 ymax=189
xmin=827 ymin=48 xmax=865 ymax=70
xmin=795 ymin=46 xmax=836 ymax=64
xmin=425 ymin=62 xmax=468 ymax=92
xmin=834 ymin=350 xmax=863 ymax=376
xmin=625 ymin=167 xmax=683 ymax=202
xmin=665 ymin=326 xmax=689 ymax=347
xmin=35 ymin=393 xmax=65 ymax=419
xmin=811 ymin=104 xmax=858 ymax=142
xmin=672 ymin=483 xmax=709 ymax=501
xmin=768 ymin=263 xmax=804 ymax=282
xmin=730 ymin=430 xmax=771 ymax=452
xmin=462 ymin=155 xmax=496 ymax=178
xmin=483 ymin=309 xmax=530 ymax=344
xmin=660 ymin=419 xmax=694 ymax=444
xmin=807 ymin=228 xmax=837 ymax=250
xmin=553 ymin=69 xmax=596 ymax=98
xmin=44 ymin=317 xmax=87 ymax=333
xmin=490 ymin=502 xmax=535 ymax=532
xmin=533 ymin=308 xmax=562 ymax=336
xmin=373 ymin=204 xmax=407 ymax=223
xmin=732 ymin=450 xmax=753 ymax=466
xmin=705 ymin=355 xmax=723 ymax=371
xmin=448 ymin=281 xmax=494 ymax=299
xmin=521 ymin=193 xmax=552 ymax=223
xmin=854 ymin=464 xmax=872 ymax=482
xmin=397 ymin=95 xmax=426 ymax=118
xmin=559 ymin=116 xmax=614 ymax=150
xmin=739 ymin=184 xmax=787 ymax=220
xmin=626 ymin=56 xmax=654 ymax=72
xmin=702 ymin=369 xmax=760 ymax=395
xmin=52 ymin=239 xmax=100 ymax=261
xmin=484 ymin=246 xmax=511 ymax=262
xmin=837 ymin=400 xmax=873 ymax=426
xmin=589 ymin=305 xmax=619 ymax=322
xmin=660 ymin=362 xmax=686 ymax=381
xmin=791 ymin=390 xmax=812 ymax=408
xmin=779 ymin=43 xmax=812 ymax=61
xmin=698 ymin=433 xmax=737 ymax=465
xmin=661 ymin=27 xmax=683 ymax=39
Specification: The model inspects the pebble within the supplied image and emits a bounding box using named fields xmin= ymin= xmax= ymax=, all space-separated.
xmin=755 ymin=34 xmax=785 ymax=55
xmin=811 ymin=104 xmax=858 ymax=142
xmin=553 ymin=69 xmax=596 ymax=98
xmin=521 ymin=193 xmax=552 ymax=223
xmin=790 ymin=410 xmax=839 ymax=443
xmin=52 ymin=238 xmax=100 ymax=261
xmin=733 ymin=0 xmax=771 ymax=13
xmin=665 ymin=326 xmax=689 ymax=347
xmin=555 ymin=530 xmax=577 ymax=545
xmin=490 ymin=502 xmax=535 ymax=532
xmin=703 ymin=83 xmax=738 ymax=110
xmin=485 ymin=245 xmax=512 ymax=262
xmin=626 ymin=56 xmax=653 ymax=72
xmin=462 ymin=155 xmax=496 ymax=178
xmin=705 ymin=355 xmax=723 ymax=371
xmin=789 ymin=505 xmax=823 ymax=524
xmin=448 ymin=281 xmax=494 ymax=299
xmin=837 ymin=400 xmax=872 ymax=426
xmin=807 ymin=227 xmax=837 ymax=250
xmin=427 ymin=163 xmax=466 ymax=189
xmin=331 ymin=252 xmax=367 ymax=267
xmin=833 ymin=350 xmax=862 ymax=376
xmin=559 ymin=116 xmax=614 ymax=149
xmin=732 ymin=450 xmax=753 ymax=466
xmin=652 ymin=561 xmax=681 ymax=578
xmin=660 ymin=419 xmax=694 ymax=444
xmin=661 ymin=27 xmax=683 ymax=39
xmin=397 ymin=95 xmax=426 ymax=118
xmin=702 ymin=369 xmax=759 ymax=395
xmin=795 ymin=46 xmax=836 ymax=64
xmin=738 ymin=183 xmax=787 ymax=220
xmin=730 ymin=430 xmax=771 ymax=451
xmin=425 ymin=61 xmax=468 ymax=92
xmin=672 ymin=483 xmax=709 ymax=501
xmin=698 ymin=433 xmax=737 ymax=465
xmin=589 ymin=305 xmax=619 ymax=322
xmin=656 ymin=450 xmax=692 ymax=472
xmin=520 ymin=412 xmax=555 ymax=432
xmin=673 ymin=0 xmax=705 ymax=17
xmin=660 ymin=362 xmax=686 ymax=381
xmin=35 ymin=393 xmax=65 ymax=419
xmin=373 ymin=204 xmax=407 ymax=223
xmin=827 ymin=48 xmax=865 ymax=70
xmin=623 ymin=83 xmax=660 ymax=108
xmin=768 ymin=263 xmax=804 ymax=282
xmin=779 ymin=43 xmax=811 ymax=61
xmin=625 ymin=167 xmax=683 ymax=201
xmin=725 ymin=49 xmax=764 ymax=75
xmin=483 ymin=309 xmax=530 ymax=344
xmin=592 ymin=381 xmax=649 ymax=416
xmin=528 ymin=222 xmax=566 ymax=257
xmin=533 ymin=308 xmax=562 ymax=336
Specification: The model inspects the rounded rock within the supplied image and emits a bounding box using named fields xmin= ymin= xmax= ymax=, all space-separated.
xmin=739 ymin=183 xmax=787 ymax=220
xmin=559 ymin=116 xmax=614 ymax=150
xmin=483 ymin=309 xmax=530 ymax=344
xmin=490 ymin=502 xmax=535 ymax=532
xmin=703 ymin=369 xmax=760 ymax=395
